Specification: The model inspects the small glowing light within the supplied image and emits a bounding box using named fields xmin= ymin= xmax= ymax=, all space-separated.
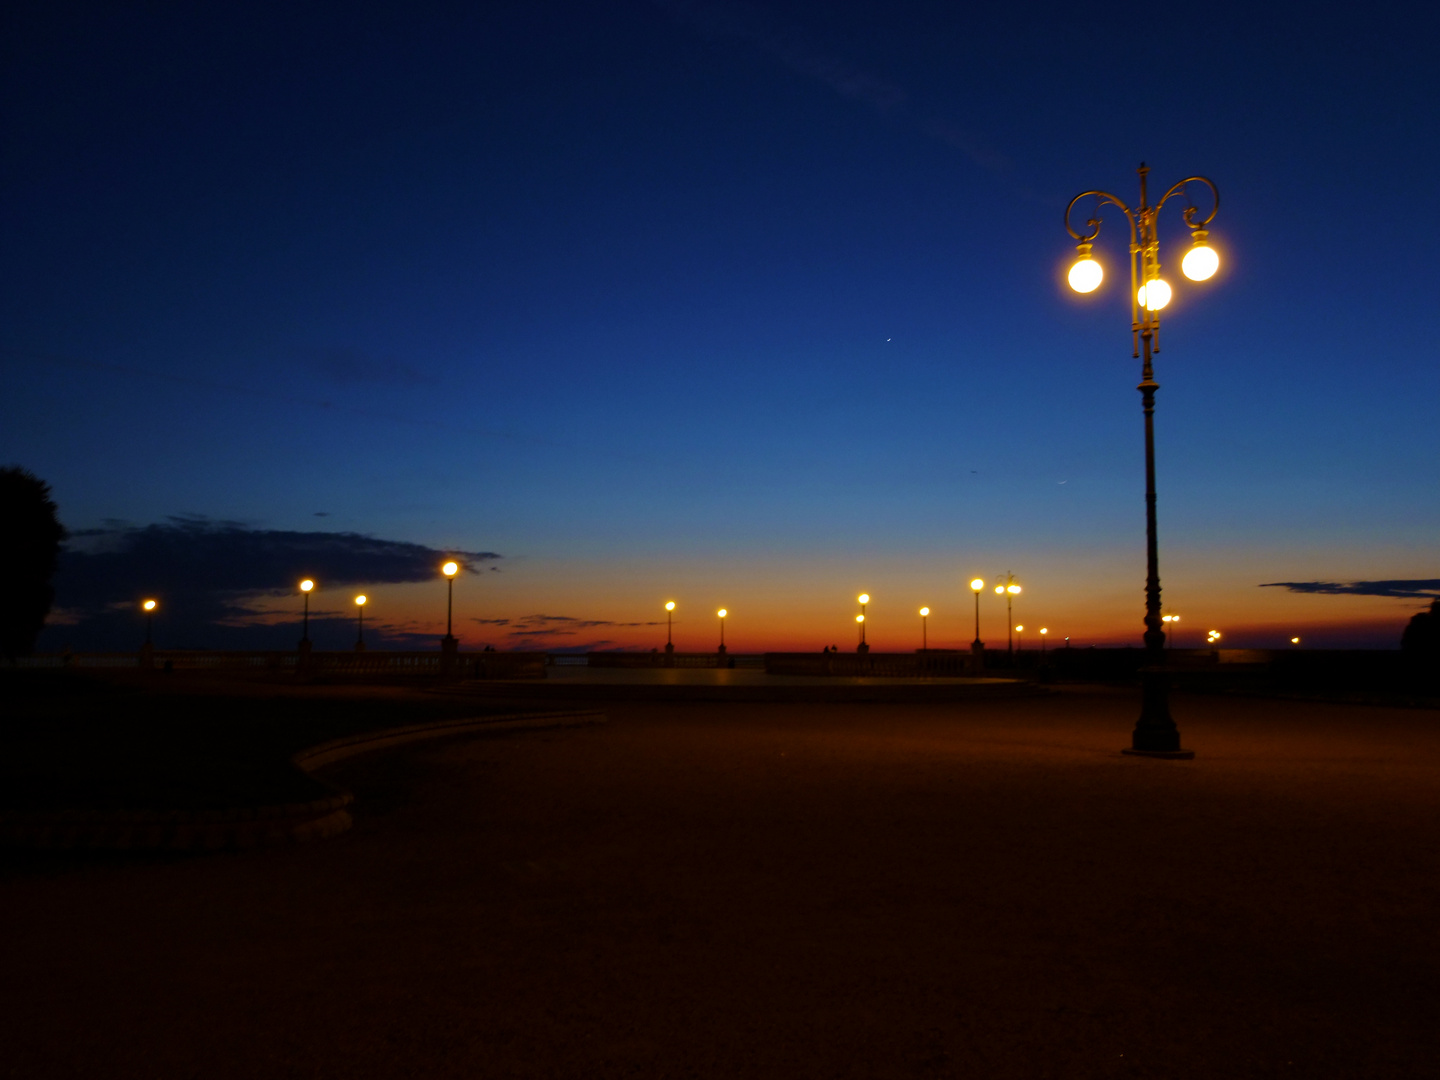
xmin=1007 ymin=584 xmax=1021 ymax=595
xmin=856 ymin=614 xmax=865 ymax=623
xmin=717 ymin=609 xmax=727 ymax=618
xmin=1039 ymin=627 xmax=1048 ymax=635
xmin=995 ymin=585 xmax=1004 ymax=595
xmin=1137 ymin=279 xmax=1172 ymax=311
xmin=1068 ymin=257 xmax=1103 ymax=293
xmin=665 ymin=601 xmax=676 ymax=611
xmin=1015 ymin=625 xmax=1024 ymax=633
xmin=919 ymin=607 xmax=930 ymax=617
xmin=1291 ymin=636 xmax=1301 ymax=644
xmin=142 ymin=599 xmax=157 ymax=611
xmin=442 ymin=561 xmax=459 ymax=577
xmin=300 ymin=579 xmax=314 ymax=592
xmin=970 ymin=578 xmax=984 ymax=591
xmin=356 ymin=595 xmax=367 ymax=606
xmin=1182 ymin=233 xmax=1219 ymax=281
xmin=858 ymin=593 xmax=870 ymax=605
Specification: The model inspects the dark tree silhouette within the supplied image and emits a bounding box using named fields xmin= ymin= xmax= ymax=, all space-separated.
xmin=0 ymin=467 xmax=67 ymax=659
xmin=1400 ymin=599 xmax=1439 ymax=657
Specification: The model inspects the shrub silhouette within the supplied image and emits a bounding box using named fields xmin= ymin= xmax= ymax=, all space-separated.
xmin=0 ymin=467 xmax=67 ymax=659
xmin=1400 ymin=599 xmax=1439 ymax=658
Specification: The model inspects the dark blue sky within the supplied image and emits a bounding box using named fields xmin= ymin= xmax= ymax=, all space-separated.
xmin=4 ymin=1 xmax=1437 ymax=650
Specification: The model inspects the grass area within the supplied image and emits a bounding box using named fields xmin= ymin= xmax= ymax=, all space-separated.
xmin=0 ymin=670 xmax=531 ymax=812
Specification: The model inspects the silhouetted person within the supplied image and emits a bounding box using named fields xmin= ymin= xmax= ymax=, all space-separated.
xmin=0 ymin=466 xmax=67 ymax=660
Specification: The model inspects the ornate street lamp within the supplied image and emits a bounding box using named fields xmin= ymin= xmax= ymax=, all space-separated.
xmin=1065 ymin=162 xmax=1219 ymax=758
xmin=919 ymin=607 xmax=930 ymax=651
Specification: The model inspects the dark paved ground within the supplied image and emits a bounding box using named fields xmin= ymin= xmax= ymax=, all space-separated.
xmin=4 ymin=688 xmax=1438 ymax=1078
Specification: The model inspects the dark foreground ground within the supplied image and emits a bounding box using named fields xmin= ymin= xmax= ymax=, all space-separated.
xmin=3 ymin=688 xmax=1438 ymax=1079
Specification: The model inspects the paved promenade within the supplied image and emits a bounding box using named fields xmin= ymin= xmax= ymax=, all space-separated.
xmin=4 ymin=688 xmax=1438 ymax=1078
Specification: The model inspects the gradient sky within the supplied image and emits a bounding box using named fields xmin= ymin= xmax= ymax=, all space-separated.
xmin=3 ymin=0 xmax=1437 ymax=652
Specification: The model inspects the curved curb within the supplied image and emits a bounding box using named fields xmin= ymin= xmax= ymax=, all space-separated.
xmin=0 ymin=709 xmax=606 ymax=852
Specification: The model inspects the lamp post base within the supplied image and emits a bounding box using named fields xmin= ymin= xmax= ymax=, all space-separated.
xmin=857 ymin=642 xmax=869 ymax=654
xmin=1128 ymin=666 xmax=1192 ymax=757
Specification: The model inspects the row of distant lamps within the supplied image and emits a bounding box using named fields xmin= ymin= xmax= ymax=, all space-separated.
xmin=133 ymin=562 xmax=1285 ymax=650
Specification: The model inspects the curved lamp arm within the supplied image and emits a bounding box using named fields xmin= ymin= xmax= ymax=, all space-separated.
xmin=1154 ymin=176 xmax=1220 ymax=229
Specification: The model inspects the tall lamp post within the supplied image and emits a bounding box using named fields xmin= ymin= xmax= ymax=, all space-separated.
xmin=142 ymin=599 xmax=157 ymax=645
xmin=299 ymin=579 xmax=314 ymax=642
xmin=441 ymin=561 xmax=459 ymax=640
xmin=1065 ymin=162 xmax=1219 ymax=757
xmin=664 ymin=601 xmax=676 ymax=654
xmin=857 ymin=594 xmax=870 ymax=653
xmin=717 ymin=608 xmax=728 ymax=654
xmin=969 ymin=579 xmax=984 ymax=653
xmin=919 ymin=607 xmax=930 ymax=652
xmin=355 ymin=595 xmax=367 ymax=652
xmin=1039 ymin=627 xmax=1048 ymax=655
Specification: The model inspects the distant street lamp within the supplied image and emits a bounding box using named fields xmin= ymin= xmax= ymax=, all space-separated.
xmin=857 ymin=594 xmax=870 ymax=652
xmin=1015 ymin=624 xmax=1024 ymax=651
xmin=1206 ymin=629 xmax=1221 ymax=652
xmin=1066 ymin=162 xmax=1219 ymax=757
xmin=299 ymin=579 xmax=314 ymax=643
xmin=665 ymin=601 xmax=676 ymax=653
xmin=1039 ymin=627 xmax=1048 ymax=655
xmin=995 ymin=573 xmax=1021 ymax=656
xmin=717 ymin=608 xmax=728 ymax=654
xmin=855 ymin=614 xmax=865 ymax=649
xmin=442 ymin=561 xmax=459 ymax=641
xmin=970 ymin=579 xmax=984 ymax=653
xmin=142 ymin=599 xmax=157 ymax=645
xmin=355 ymin=595 xmax=368 ymax=651
xmin=1162 ymin=613 xmax=1180 ymax=649
xmin=1291 ymin=636 xmax=1301 ymax=646
xmin=919 ymin=607 xmax=930 ymax=651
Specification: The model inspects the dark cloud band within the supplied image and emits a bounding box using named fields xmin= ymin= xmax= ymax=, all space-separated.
xmin=1260 ymin=579 xmax=1440 ymax=599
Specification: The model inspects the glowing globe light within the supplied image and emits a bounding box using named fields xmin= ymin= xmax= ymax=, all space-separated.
xmin=856 ymin=614 xmax=865 ymax=623
xmin=858 ymin=593 xmax=870 ymax=605
xmin=995 ymin=585 xmax=1004 ymax=595
xmin=1068 ymin=256 xmax=1103 ymax=293
xmin=355 ymin=595 xmax=367 ymax=606
xmin=970 ymin=578 xmax=984 ymax=592
xmin=1007 ymin=584 xmax=1021 ymax=595
xmin=1137 ymin=279 xmax=1172 ymax=311
xmin=919 ymin=607 xmax=930 ymax=617
xmin=1291 ymin=636 xmax=1301 ymax=644
xmin=300 ymin=579 xmax=314 ymax=592
xmin=143 ymin=599 xmax=157 ymax=611
xmin=1015 ymin=625 xmax=1024 ymax=633
xmin=1039 ymin=627 xmax=1048 ymax=635
xmin=717 ymin=608 xmax=727 ymax=618
xmin=665 ymin=601 xmax=675 ymax=611
xmin=1182 ymin=242 xmax=1219 ymax=282
xmin=442 ymin=561 xmax=459 ymax=577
